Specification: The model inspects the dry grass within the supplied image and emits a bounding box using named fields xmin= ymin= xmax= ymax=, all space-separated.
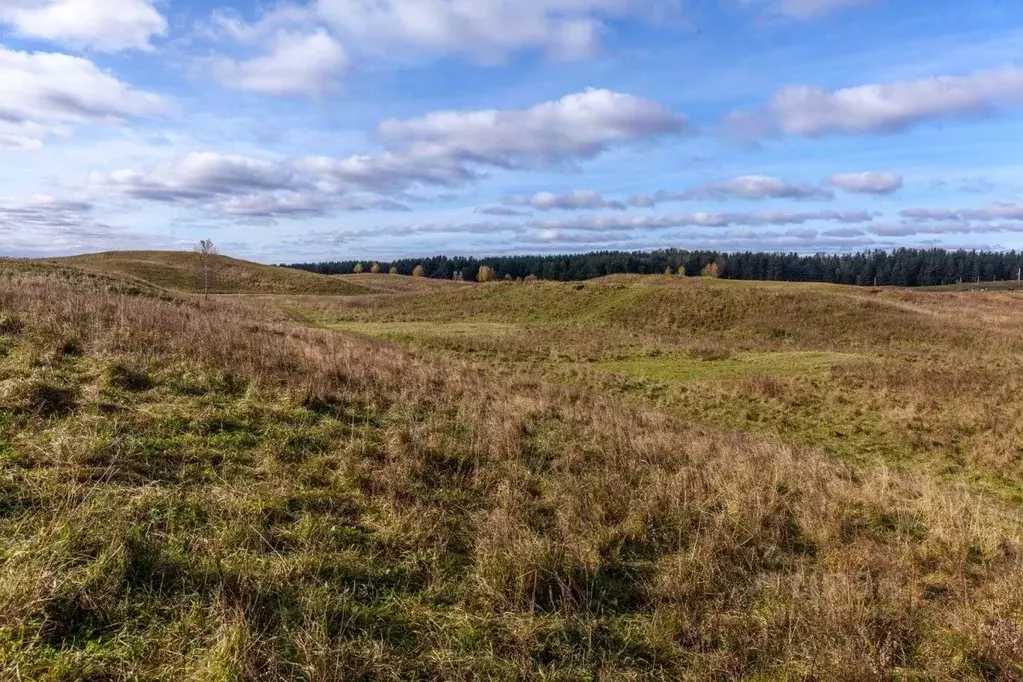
xmin=53 ymin=251 xmax=372 ymax=296
xmin=335 ymin=273 xmax=470 ymax=294
xmin=1 ymin=260 xmax=1022 ymax=679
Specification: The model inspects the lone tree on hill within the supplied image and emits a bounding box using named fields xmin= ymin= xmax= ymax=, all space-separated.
xmin=195 ymin=239 xmax=219 ymax=300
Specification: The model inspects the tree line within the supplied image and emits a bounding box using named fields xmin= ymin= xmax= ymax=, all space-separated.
xmin=284 ymin=248 xmax=1023 ymax=287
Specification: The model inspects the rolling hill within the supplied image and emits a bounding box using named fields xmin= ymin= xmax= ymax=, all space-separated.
xmin=54 ymin=251 xmax=373 ymax=296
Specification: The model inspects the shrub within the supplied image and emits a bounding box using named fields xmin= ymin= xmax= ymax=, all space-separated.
xmin=353 ymin=263 xmax=364 ymax=274
xmin=389 ymin=267 xmax=398 ymax=275
xmin=370 ymin=263 xmax=381 ymax=274
xmin=477 ymin=266 xmax=496 ymax=283
xmin=701 ymin=262 xmax=721 ymax=278
xmin=412 ymin=265 xmax=426 ymax=277
xmin=678 ymin=265 xmax=687 ymax=277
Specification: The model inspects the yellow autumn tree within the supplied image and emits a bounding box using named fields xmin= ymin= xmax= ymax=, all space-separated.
xmin=353 ymin=263 xmax=363 ymax=274
xmin=412 ymin=265 xmax=425 ymax=277
xmin=389 ymin=266 xmax=398 ymax=275
xmin=477 ymin=266 xmax=495 ymax=283
xmin=701 ymin=262 xmax=720 ymax=278
xmin=370 ymin=263 xmax=381 ymax=274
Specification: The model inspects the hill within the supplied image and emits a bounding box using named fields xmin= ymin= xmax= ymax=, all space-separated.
xmin=1 ymin=264 xmax=1022 ymax=679
xmin=333 ymin=272 xmax=469 ymax=293
xmin=292 ymin=275 xmax=1023 ymax=499
xmin=54 ymin=251 xmax=372 ymax=296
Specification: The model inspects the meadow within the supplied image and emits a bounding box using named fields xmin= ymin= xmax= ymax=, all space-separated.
xmin=1 ymin=253 xmax=1022 ymax=680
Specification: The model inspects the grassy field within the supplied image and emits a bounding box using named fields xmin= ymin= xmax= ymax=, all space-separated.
xmin=2 ymin=255 xmax=1023 ymax=679
xmin=54 ymin=251 xmax=372 ymax=296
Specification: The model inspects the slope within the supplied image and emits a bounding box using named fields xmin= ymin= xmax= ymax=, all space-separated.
xmin=55 ymin=251 xmax=373 ymax=296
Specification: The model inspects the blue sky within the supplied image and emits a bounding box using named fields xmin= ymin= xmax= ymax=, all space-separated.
xmin=1 ymin=0 xmax=1023 ymax=262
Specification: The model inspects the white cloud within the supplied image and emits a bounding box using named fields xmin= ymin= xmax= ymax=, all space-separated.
xmin=504 ymin=190 xmax=626 ymax=211
xmin=0 ymin=194 xmax=168 ymax=257
xmin=378 ymin=88 xmax=688 ymax=169
xmin=94 ymin=152 xmax=304 ymax=201
xmin=476 ymin=206 xmax=532 ymax=217
xmin=899 ymin=202 xmax=1023 ymax=223
xmin=900 ymin=208 xmax=962 ymax=222
xmin=0 ymin=46 xmax=167 ymax=147
xmin=298 ymin=89 xmax=687 ymax=193
xmin=91 ymin=152 xmax=421 ymax=219
xmin=315 ymin=0 xmax=664 ymax=63
xmin=631 ymin=175 xmax=831 ymax=205
xmin=869 ymin=221 xmax=1023 ymax=237
xmin=526 ymin=209 xmax=876 ymax=232
xmin=0 ymin=0 xmax=166 ymax=52
xmin=211 ymin=29 xmax=348 ymax=98
xmin=728 ymin=66 xmax=1023 ymax=140
xmin=294 ymin=149 xmax=475 ymax=192
xmin=824 ymin=172 xmax=903 ymax=195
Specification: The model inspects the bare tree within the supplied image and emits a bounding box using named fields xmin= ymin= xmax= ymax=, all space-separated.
xmin=195 ymin=239 xmax=219 ymax=300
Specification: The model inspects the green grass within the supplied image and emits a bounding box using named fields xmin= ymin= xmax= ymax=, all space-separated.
xmin=597 ymin=350 xmax=863 ymax=383
xmin=327 ymin=321 xmax=521 ymax=340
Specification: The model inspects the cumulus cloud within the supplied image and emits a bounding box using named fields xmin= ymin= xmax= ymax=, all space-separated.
xmin=868 ymin=221 xmax=1023 ymax=237
xmin=0 ymin=194 xmax=178 ymax=257
xmin=727 ymin=66 xmax=1023 ymax=141
xmin=0 ymin=45 xmax=166 ymax=147
xmin=631 ymin=175 xmax=831 ymax=206
xmin=315 ymin=0 xmax=670 ymax=63
xmin=899 ymin=202 xmax=1023 ymax=223
xmin=503 ymin=190 xmax=626 ymax=211
xmin=525 ymin=209 xmax=876 ymax=233
xmin=85 ymin=90 xmax=686 ymax=223
xmin=0 ymin=194 xmax=96 ymax=227
xmin=824 ymin=172 xmax=903 ymax=195
xmin=476 ymin=206 xmax=532 ymax=216
xmin=0 ymin=0 xmax=166 ymax=52
xmin=92 ymin=151 xmax=418 ymax=219
xmin=377 ymin=88 xmax=688 ymax=169
xmin=211 ymin=29 xmax=348 ymax=97
xmin=294 ymin=150 xmax=475 ymax=192
xmin=94 ymin=152 xmax=306 ymax=201
xmin=298 ymin=88 xmax=687 ymax=193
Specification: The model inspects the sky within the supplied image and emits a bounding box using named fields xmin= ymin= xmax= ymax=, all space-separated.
xmin=1 ymin=0 xmax=1023 ymax=263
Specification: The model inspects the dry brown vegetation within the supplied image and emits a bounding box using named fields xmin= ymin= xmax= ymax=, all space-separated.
xmin=53 ymin=251 xmax=372 ymax=296
xmin=1 ymin=258 xmax=1023 ymax=679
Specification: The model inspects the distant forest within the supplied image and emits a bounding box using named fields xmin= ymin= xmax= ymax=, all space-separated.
xmin=284 ymin=248 xmax=1023 ymax=287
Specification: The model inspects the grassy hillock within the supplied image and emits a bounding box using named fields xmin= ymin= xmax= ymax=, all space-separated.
xmin=333 ymin=273 xmax=469 ymax=294
xmin=2 ymin=261 xmax=1022 ymax=679
xmin=55 ymin=251 xmax=372 ymax=296
xmin=293 ymin=277 xmax=1023 ymax=501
